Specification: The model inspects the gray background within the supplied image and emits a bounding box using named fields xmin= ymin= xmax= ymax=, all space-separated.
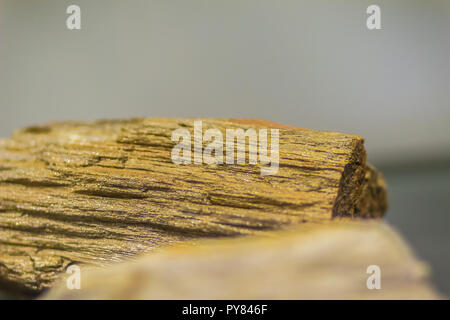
xmin=0 ymin=0 xmax=449 ymax=297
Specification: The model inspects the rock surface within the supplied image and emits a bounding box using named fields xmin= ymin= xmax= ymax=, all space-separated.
xmin=0 ymin=118 xmax=387 ymax=294
xmin=43 ymin=221 xmax=438 ymax=300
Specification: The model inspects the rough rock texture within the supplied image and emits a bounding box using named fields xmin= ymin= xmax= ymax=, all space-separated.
xmin=0 ymin=118 xmax=387 ymax=294
xmin=43 ymin=221 xmax=438 ymax=300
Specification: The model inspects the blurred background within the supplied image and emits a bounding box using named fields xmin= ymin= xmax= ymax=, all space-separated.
xmin=0 ymin=0 xmax=449 ymax=296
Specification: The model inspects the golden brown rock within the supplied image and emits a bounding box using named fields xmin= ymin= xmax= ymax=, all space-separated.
xmin=0 ymin=118 xmax=387 ymax=294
